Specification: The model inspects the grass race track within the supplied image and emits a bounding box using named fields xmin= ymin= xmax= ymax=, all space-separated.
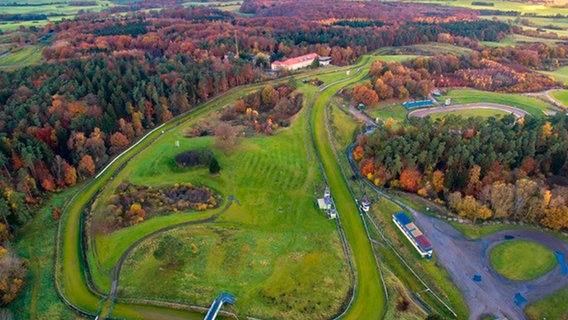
xmin=490 ymin=240 xmax=557 ymax=281
xmin=310 ymin=66 xmax=387 ymax=319
xmin=56 ymin=55 xmax=388 ymax=319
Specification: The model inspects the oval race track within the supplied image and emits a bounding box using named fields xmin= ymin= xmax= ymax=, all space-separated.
xmin=408 ymin=103 xmax=531 ymax=118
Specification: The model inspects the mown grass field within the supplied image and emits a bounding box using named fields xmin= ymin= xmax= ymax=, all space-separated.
xmin=111 ymin=80 xmax=351 ymax=319
xmin=443 ymin=89 xmax=555 ymax=116
xmin=375 ymin=104 xmax=408 ymax=122
xmin=550 ymin=89 xmax=568 ymax=106
xmin=490 ymin=240 xmax=557 ymax=281
xmin=431 ymin=108 xmax=509 ymax=119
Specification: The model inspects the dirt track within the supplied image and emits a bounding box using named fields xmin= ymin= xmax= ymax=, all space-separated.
xmin=408 ymin=103 xmax=531 ymax=118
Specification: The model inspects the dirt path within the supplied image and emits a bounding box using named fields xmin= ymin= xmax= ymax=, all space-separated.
xmin=408 ymin=103 xmax=530 ymax=118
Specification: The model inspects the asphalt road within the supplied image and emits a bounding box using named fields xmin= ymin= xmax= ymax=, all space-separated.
xmin=408 ymin=103 xmax=530 ymax=118
xmin=410 ymin=213 xmax=568 ymax=320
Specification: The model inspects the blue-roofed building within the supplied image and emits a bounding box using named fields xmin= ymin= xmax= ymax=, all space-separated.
xmin=403 ymin=100 xmax=435 ymax=110
xmin=392 ymin=212 xmax=433 ymax=258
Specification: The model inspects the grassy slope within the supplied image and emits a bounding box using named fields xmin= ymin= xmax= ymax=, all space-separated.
xmin=490 ymin=240 xmax=557 ymax=281
xmin=0 ymin=45 xmax=43 ymax=70
xmin=443 ymin=89 xmax=554 ymax=115
xmin=542 ymin=67 xmax=568 ymax=85
xmin=311 ymin=66 xmax=386 ymax=319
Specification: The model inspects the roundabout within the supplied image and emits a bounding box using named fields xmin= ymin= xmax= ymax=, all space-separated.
xmin=490 ymin=240 xmax=557 ymax=281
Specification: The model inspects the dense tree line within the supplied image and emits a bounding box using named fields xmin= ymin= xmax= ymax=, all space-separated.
xmin=354 ymin=114 xmax=568 ymax=229
xmin=351 ymin=43 xmax=564 ymax=106
xmin=0 ymin=53 xmax=258 ymax=240
xmin=0 ymin=0 xmax=525 ymax=247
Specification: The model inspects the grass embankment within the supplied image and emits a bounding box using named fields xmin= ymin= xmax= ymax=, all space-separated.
xmin=113 ymin=79 xmax=350 ymax=319
xmin=490 ymin=240 xmax=557 ymax=281
xmin=9 ymin=189 xmax=79 ymax=320
xmin=311 ymin=64 xmax=387 ymax=319
xmin=443 ymin=89 xmax=554 ymax=115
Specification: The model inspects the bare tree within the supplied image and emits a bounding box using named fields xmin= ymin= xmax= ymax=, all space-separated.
xmin=214 ymin=122 xmax=237 ymax=152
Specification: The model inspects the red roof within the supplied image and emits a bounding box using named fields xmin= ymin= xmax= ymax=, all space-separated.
xmin=275 ymin=53 xmax=318 ymax=67
xmin=415 ymin=235 xmax=432 ymax=251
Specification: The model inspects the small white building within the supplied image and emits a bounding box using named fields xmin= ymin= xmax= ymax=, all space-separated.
xmin=319 ymin=56 xmax=331 ymax=66
xmin=317 ymin=198 xmax=332 ymax=210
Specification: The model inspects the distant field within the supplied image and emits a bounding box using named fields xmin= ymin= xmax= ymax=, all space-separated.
xmin=0 ymin=45 xmax=43 ymax=70
xmin=481 ymin=15 xmax=568 ymax=39
xmin=550 ymin=89 xmax=568 ymax=106
xmin=541 ymin=67 xmax=568 ymax=85
xmin=482 ymin=34 xmax=564 ymax=48
xmin=405 ymin=0 xmax=568 ymax=16
xmin=383 ymin=42 xmax=474 ymax=56
xmin=443 ymin=89 xmax=555 ymax=116
xmin=406 ymin=42 xmax=474 ymax=55
xmin=0 ymin=0 xmax=114 ymax=31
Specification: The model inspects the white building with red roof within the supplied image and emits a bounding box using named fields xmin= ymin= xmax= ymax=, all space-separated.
xmin=271 ymin=53 xmax=319 ymax=71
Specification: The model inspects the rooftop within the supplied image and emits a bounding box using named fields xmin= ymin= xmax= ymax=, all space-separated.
xmin=273 ymin=53 xmax=319 ymax=67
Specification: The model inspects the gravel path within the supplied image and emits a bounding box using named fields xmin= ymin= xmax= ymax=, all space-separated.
xmin=410 ymin=213 xmax=568 ymax=320
xmin=408 ymin=103 xmax=530 ymax=118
